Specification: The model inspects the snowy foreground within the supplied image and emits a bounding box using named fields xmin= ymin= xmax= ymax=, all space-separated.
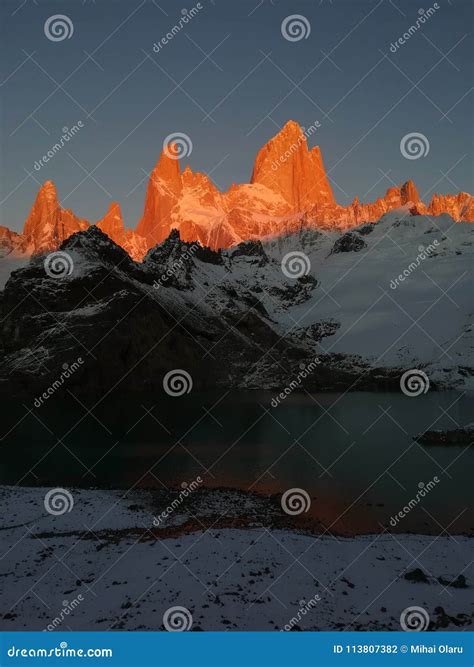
xmin=0 ymin=486 xmax=472 ymax=632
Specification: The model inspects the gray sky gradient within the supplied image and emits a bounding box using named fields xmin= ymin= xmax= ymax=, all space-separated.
xmin=1 ymin=0 xmax=472 ymax=232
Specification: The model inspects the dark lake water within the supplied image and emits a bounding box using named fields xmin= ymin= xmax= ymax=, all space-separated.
xmin=1 ymin=391 xmax=472 ymax=535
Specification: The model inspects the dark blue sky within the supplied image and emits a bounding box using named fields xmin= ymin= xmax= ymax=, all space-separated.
xmin=1 ymin=0 xmax=472 ymax=232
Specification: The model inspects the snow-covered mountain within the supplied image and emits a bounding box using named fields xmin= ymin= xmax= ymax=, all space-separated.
xmin=0 ymin=208 xmax=471 ymax=398
xmin=1 ymin=121 xmax=473 ymax=267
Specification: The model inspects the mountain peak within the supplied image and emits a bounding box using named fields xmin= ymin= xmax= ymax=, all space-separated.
xmin=96 ymin=202 xmax=125 ymax=237
xmin=278 ymin=119 xmax=305 ymax=139
xmin=136 ymin=144 xmax=183 ymax=246
xmin=400 ymin=180 xmax=420 ymax=205
xmin=41 ymin=179 xmax=57 ymax=192
xmin=107 ymin=201 xmax=121 ymax=214
xmin=22 ymin=180 xmax=87 ymax=254
xmin=13 ymin=123 xmax=474 ymax=260
xmin=251 ymin=120 xmax=334 ymax=210
xmin=154 ymin=143 xmax=182 ymax=180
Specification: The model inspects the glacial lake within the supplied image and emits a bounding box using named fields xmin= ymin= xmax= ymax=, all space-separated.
xmin=1 ymin=391 xmax=472 ymax=535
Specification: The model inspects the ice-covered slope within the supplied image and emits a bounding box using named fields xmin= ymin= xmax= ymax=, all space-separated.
xmin=260 ymin=211 xmax=473 ymax=388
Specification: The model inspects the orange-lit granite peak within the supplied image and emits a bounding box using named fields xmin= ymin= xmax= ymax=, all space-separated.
xmin=22 ymin=180 xmax=88 ymax=254
xmin=96 ymin=202 xmax=147 ymax=261
xmin=428 ymin=191 xmax=474 ymax=221
xmin=251 ymin=119 xmax=335 ymax=211
xmin=136 ymin=143 xmax=183 ymax=247
xmin=9 ymin=122 xmax=474 ymax=261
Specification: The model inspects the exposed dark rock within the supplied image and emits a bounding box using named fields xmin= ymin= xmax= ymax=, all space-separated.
xmin=404 ymin=568 xmax=430 ymax=583
xmin=300 ymin=320 xmax=340 ymax=341
xmin=415 ymin=424 xmax=473 ymax=446
xmin=267 ymin=274 xmax=318 ymax=306
xmin=331 ymin=232 xmax=367 ymax=254
xmin=194 ymin=245 xmax=223 ymax=265
xmin=0 ymin=230 xmax=313 ymax=400
xmin=437 ymin=574 xmax=468 ymax=589
xmin=356 ymin=224 xmax=375 ymax=236
xmin=432 ymin=606 xmax=471 ymax=629
xmin=229 ymin=239 xmax=269 ymax=266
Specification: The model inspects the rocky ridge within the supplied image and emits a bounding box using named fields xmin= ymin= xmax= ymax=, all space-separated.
xmin=2 ymin=121 xmax=473 ymax=262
